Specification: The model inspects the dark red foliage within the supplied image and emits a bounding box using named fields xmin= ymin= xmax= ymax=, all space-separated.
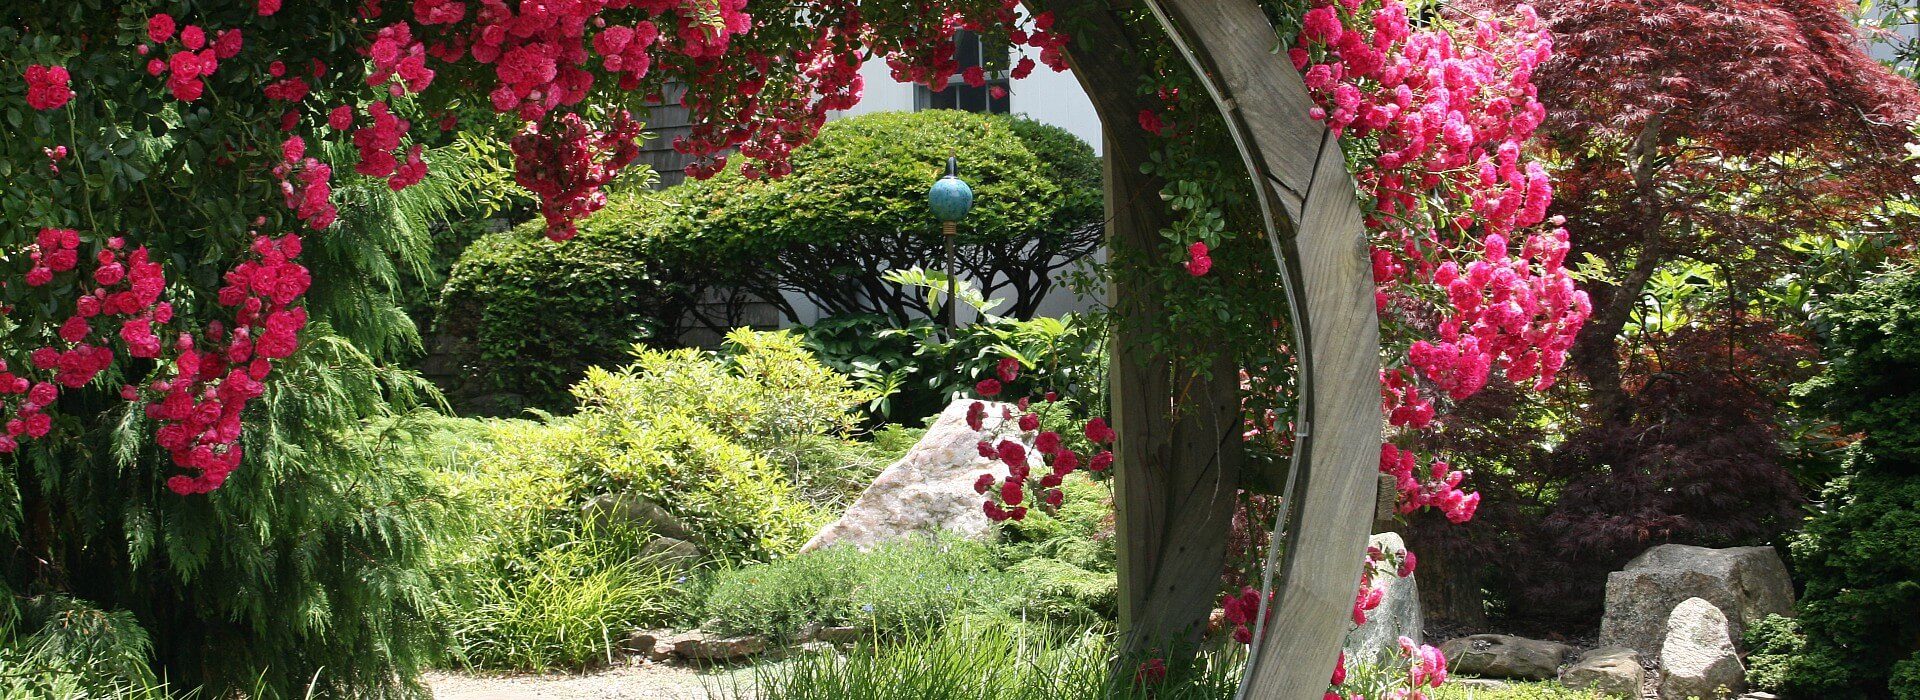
xmin=1533 ymin=0 xmax=1919 ymax=153
xmin=1516 ymin=319 xmax=1815 ymax=624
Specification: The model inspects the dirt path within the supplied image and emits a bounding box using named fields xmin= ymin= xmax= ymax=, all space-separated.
xmin=427 ymin=660 xmax=765 ymax=700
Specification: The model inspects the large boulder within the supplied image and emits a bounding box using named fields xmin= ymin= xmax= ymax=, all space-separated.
xmin=1560 ymin=646 xmax=1644 ymax=698
xmin=1659 ymin=598 xmax=1745 ymax=700
xmin=1345 ymin=532 xmax=1423 ymax=663
xmin=801 ymin=400 xmax=1021 ymax=552
xmin=1439 ymin=634 xmax=1573 ymax=680
xmin=582 ymin=493 xmax=695 ymax=541
xmin=1600 ymin=544 xmax=1794 ymax=659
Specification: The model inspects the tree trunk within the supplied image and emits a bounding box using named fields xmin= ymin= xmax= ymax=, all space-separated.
xmin=1403 ymin=527 xmax=1488 ymax=628
xmin=1572 ymin=118 xmax=1668 ymax=426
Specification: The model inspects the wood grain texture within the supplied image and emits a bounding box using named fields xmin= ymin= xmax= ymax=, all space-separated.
xmin=1105 ymin=137 xmax=1246 ymax=659
xmin=1145 ymin=0 xmax=1384 ymax=697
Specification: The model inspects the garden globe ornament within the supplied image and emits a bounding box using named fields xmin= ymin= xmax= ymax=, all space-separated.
xmin=928 ymin=154 xmax=974 ymax=331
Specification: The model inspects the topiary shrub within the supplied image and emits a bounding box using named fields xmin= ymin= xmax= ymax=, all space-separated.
xmin=438 ymin=190 xmax=701 ymax=413
xmin=438 ymin=111 xmax=1103 ymax=411
xmin=660 ymin=109 xmax=1103 ymax=326
xmin=1775 ymin=265 xmax=1920 ymax=699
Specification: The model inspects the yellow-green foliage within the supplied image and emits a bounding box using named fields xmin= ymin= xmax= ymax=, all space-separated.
xmin=436 ymin=329 xmax=873 ymax=565
xmin=423 ymin=330 xmax=879 ymax=669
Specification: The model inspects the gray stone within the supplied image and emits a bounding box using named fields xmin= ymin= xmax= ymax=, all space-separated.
xmin=1560 ymin=646 xmax=1644 ymax=698
xmin=801 ymin=400 xmax=1026 ymax=552
xmin=1440 ymin=634 xmax=1573 ymax=680
xmin=582 ymin=493 xmax=695 ymax=541
xmin=1600 ymin=544 xmax=1794 ymax=659
xmin=794 ymin=641 xmax=835 ymax=655
xmin=621 ymin=629 xmax=662 ymax=655
xmin=1344 ymin=532 xmax=1423 ymax=663
xmin=1659 ymin=598 xmax=1745 ymax=700
xmin=639 ymin=536 xmax=703 ymax=571
xmin=673 ymin=633 xmax=767 ymax=661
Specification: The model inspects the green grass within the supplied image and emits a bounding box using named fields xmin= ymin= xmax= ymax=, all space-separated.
xmin=441 ymin=525 xmax=683 ymax=671
xmin=699 ymin=537 xmax=1014 ymax=643
xmin=729 ymin=620 xmax=1242 ymax=700
xmin=1429 ymin=680 xmax=1612 ymax=700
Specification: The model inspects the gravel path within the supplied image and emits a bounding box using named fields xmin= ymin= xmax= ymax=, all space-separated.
xmin=427 ymin=660 xmax=765 ymax=700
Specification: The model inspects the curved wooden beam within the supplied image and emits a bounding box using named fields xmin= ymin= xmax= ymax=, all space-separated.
xmin=1142 ymin=1 xmax=1383 ymax=697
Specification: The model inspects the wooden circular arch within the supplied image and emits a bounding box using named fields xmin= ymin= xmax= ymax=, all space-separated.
xmin=1093 ymin=0 xmax=1384 ymax=696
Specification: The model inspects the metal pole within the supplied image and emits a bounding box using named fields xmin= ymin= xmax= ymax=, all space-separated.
xmin=943 ymin=220 xmax=959 ymax=333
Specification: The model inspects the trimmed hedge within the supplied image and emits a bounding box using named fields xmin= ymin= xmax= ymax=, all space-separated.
xmin=438 ymin=192 xmax=699 ymax=411
xmin=438 ymin=111 xmax=1101 ymax=410
xmin=659 ymin=109 xmax=1102 ymax=324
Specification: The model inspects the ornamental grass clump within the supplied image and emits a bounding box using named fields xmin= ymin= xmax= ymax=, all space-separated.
xmin=738 ymin=620 xmax=1243 ymax=700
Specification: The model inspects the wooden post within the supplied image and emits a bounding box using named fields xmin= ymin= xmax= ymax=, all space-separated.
xmin=1142 ymin=0 xmax=1384 ymax=697
xmin=1106 ymin=139 xmax=1246 ymax=661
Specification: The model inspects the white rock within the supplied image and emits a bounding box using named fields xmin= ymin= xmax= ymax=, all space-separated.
xmin=801 ymin=400 xmax=1022 ymax=552
xmin=1659 ymin=598 xmax=1746 ymax=700
xmin=1345 ymin=532 xmax=1423 ymax=663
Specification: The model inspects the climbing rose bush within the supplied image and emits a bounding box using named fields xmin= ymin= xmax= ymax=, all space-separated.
xmin=7 ymin=0 xmax=1080 ymax=494
xmin=966 ymin=358 xmax=1114 ymax=522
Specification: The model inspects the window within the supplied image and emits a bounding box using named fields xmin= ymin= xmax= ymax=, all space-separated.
xmin=914 ymin=30 xmax=1011 ymax=114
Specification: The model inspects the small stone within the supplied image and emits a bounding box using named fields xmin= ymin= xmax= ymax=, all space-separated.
xmin=1659 ymin=598 xmax=1745 ymax=700
xmin=647 ymin=640 xmax=675 ymax=663
xmin=1439 ymin=634 xmax=1573 ymax=680
xmin=1560 ymin=646 xmax=1644 ymax=698
xmin=621 ymin=630 xmax=661 ymax=655
xmin=673 ymin=633 xmax=766 ymax=662
xmin=640 ymin=536 xmax=703 ymax=572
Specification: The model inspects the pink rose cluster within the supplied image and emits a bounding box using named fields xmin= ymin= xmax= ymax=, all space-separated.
xmin=151 ymin=234 xmax=310 ymax=495
xmin=966 ymin=358 xmax=1115 ymax=522
xmin=273 ymin=136 xmax=339 ymax=230
xmin=510 ymin=111 xmax=645 ymax=240
xmin=1292 ymin=0 xmax=1588 ymax=404
xmin=143 ymin=14 xmax=244 ymax=102
xmin=2 ymin=231 xmax=171 ymax=454
xmin=1379 ymin=443 xmax=1479 ymax=524
xmin=23 ymin=65 xmax=73 ymax=110
xmin=1411 ymin=219 xmax=1586 ymax=398
xmin=1221 ymin=585 xmax=1272 ymax=644
xmin=349 ymin=101 xmax=429 ymax=191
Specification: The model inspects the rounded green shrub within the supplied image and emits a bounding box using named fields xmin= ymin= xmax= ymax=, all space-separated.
xmin=439 ymin=111 xmax=1102 ymax=410
xmin=439 ymin=191 xmax=699 ymax=413
xmin=660 ymin=109 xmax=1102 ymax=324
